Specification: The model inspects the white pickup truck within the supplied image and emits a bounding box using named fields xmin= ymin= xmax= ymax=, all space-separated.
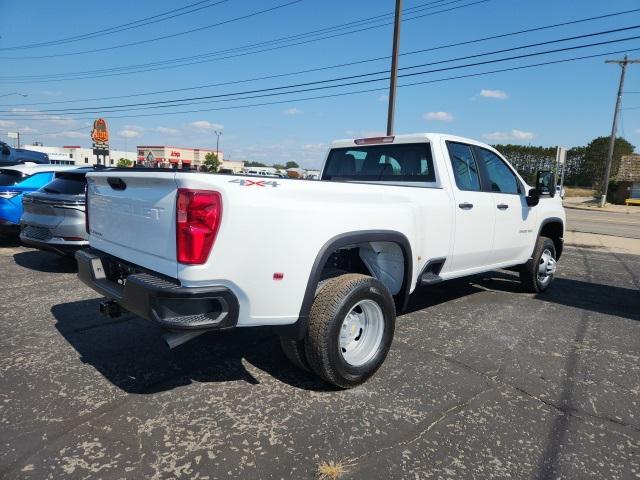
xmin=76 ymin=133 xmax=565 ymax=388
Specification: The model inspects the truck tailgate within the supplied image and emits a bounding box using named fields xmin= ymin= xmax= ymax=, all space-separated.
xmin=87 ymin=172 xmax=178 ymax=278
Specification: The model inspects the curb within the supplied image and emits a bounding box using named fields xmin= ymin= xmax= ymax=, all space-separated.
xmin=563 ymin=204 xmax=640 ymax=214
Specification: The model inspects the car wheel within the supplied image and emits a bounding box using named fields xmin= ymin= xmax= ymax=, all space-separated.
xmin=519 ymin=236 xmax=557 ymax=293
xmin=304 ymin=273 xmax=395 ymax=388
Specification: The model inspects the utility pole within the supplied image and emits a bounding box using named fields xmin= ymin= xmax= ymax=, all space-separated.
xmin=386 ymin=0 xmax=402 ymax=136
xmin=600 ymin=55 xmax=640 ymax=207
xmin=214 ymin=130 xmax=222 ymax=158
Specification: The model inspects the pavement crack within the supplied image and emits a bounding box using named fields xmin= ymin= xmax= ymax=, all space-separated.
xmin=351 ymin=386 xmax=495 ymax=469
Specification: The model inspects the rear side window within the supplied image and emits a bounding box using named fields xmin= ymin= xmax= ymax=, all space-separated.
xmin=447 ymin=142 xmax=481 ymax=191
xmin=476 ymin=148 xmax=520 ymax=194
xmin=16 ymin=172 xmax=55 ymax=188
xmin=0 ymin=169 xmax=25 ymax=186
xmin=42 ymin=172 xmax=87 ymax=195
xmin=323 ymin=143 xmax=435 ymax=182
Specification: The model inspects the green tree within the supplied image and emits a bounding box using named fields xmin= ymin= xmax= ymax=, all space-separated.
xmin=272 ymin=163 xmax=286 ymax=170
xmin=204 ymin=152 xmax=221 ymax=172
xmin=583 ymin=136 xmax=634 ymax=191
xmin=117 ymin=158 xmax=132 ymax=167
xmin=245 ymin=161 xmax=267 ymax=167
xmin=285 ymin=161 xmax=299 ymax=169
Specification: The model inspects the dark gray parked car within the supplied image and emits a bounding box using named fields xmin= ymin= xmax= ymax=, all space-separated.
xmin=20 ymin=168 xmax=90 ymax=256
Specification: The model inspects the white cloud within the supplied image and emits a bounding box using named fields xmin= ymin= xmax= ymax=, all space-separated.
xmin=154 ymin=126 xmax=180 ymax=135
xmin=59 ymin=131 xmax=85 ymax=139
xmin=123 ymin=124 xmax=144 ymax=131
xmin=480 ymin=89 xmax=508 ymax=99
xmin=190 ymin=120 xmax=223 ymax=130
xmin=378 ymin=94 xmax=389 ymax=102
xmin=0 ymin=120 xmax=16 ymax=128
xmin=424 ymin=111 xmax=454 ymax=122
xmin=40 ymin=90 xmax=63 ymax=97
xmin=483 ymin=129 xmax=535 ymax=141
xmin=118 ymin=129 xmax=140 ymax=139
xmin=302 ymin=143 xmax=326 ymax=150
xmin=283 ymin=107 xmax=302 ymax=116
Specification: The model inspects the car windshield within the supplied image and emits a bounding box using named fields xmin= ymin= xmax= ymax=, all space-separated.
xmin=0 ymin=169 xmax=26 ymax=187
xmin=42 ymin=171 xmax=87 ymax=195
xmin=323 ymin=143 xmax=436 ymax=182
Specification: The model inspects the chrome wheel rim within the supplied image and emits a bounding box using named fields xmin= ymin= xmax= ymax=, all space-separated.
xmin=537 ymin=248 xmax=556 ymax=285
xmin=338 ymin=299 xmax=385 ymax=367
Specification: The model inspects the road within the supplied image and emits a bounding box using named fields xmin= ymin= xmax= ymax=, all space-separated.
xmin=566 ymin=207 xmax=640 ymax=239
xmin=1 ymin=238 xmax=639 ymax=479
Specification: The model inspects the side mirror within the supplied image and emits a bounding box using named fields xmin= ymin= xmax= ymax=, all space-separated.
xmin=1 ymin=146 xmax=10 ymax=156
xmin=536 ymin=170 xmax=556 ymax=197
xmin=526 ymin=188 xmax=540 ymax=207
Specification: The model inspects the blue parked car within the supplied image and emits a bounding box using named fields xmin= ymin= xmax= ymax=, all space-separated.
xmin=0 ymin=165 xmax=77 ymax=235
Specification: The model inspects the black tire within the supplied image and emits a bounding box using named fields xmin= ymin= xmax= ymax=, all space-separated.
xmin=278 ymin=270 xmax=345 ymax=373
xmin=304 ymin=273 xmax=396 ymax=388
xmin=519 ymin=236 xmax=557 ymax=293
xmin=279 ymin=337 xmax=311 ymax=372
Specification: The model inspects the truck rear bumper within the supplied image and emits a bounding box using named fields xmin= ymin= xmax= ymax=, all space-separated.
xmin=76 ymin=248 xmax=239 ymax=330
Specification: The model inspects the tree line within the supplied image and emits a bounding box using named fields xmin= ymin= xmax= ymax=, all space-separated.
xmin=494 ymin=136 xmax=634 ymax=188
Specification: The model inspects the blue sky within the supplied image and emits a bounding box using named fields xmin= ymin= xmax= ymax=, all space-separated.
xmin=1 ymin=0 xmax=639 ymax=168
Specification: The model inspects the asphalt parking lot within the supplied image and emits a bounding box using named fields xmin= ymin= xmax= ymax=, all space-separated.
xmin=1 ymin=237 xmax=639 ymax=479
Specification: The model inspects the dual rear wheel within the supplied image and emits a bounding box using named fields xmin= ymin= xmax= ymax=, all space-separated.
xmin=280 ymin=273 xmax=396 ymax=389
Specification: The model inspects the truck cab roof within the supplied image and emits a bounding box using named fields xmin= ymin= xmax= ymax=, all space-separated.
xmin=331 ymin=133 xmax=498 ymax=149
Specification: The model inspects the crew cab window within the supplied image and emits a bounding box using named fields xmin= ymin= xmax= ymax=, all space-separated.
xmin=323 ymin=143 xmax=435 ymax=182
xmin=42 ymin=172 xmax=87 ymax=195
xmin=446 ymin=142 xmax=481 ymax=191
xmin=476 ymin=148 xmax=520 ymax=194
xmin=0 ymin=169 xmax=26 ymax=186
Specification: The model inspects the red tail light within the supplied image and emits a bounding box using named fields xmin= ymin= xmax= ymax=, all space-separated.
xmin=176 ymin=189 xmax=222 ymax=265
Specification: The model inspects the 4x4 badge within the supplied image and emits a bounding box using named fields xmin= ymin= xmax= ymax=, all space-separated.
xmin=229 ymin=179 xmax=279 ymax=187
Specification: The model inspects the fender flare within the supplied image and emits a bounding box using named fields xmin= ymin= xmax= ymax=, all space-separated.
xmin=275 ymin=230 xmax=413 ymax=340
xmin=536 ymin=217 xmax=564 ymax=260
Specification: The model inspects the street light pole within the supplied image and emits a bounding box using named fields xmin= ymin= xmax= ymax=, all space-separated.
xmin=386 ymin=0 xmax=402 ymax=136
xmin=214 ymin=130 xmax=222 ymax=158
xmin=600 ymin=55 xmax=640 ymax=207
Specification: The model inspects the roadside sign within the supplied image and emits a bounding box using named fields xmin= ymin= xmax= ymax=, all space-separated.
xmin=7 ymin=132 xmax=18 ymax=139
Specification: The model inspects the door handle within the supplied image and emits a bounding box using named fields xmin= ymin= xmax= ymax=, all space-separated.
xmin=458 ymin=202 xmax=474 ymax=210
xmin=497 ymin=203 xmax=509 ymax=210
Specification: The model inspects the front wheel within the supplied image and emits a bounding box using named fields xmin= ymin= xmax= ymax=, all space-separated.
xmin=304 ymin=274 xmax=396 ymax=388
xmin=519 ymin=236 xmax=557 ymax=293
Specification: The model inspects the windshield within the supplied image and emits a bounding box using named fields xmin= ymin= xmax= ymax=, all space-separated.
xmin=42 ymin=171 xmax=87 ymax=195
xmin=323 ymin=143 xmax=436 ymax=182
xmin=0 ymin=169 xmax=26 ymax=187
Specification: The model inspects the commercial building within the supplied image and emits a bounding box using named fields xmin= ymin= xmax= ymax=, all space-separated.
xmin=612 ymin=154 xmax=640 ymax=204
xmin=137 ymin=145 xmax=242 ymax=172
xmin=23 ymin=144 xmax=137 ymax=166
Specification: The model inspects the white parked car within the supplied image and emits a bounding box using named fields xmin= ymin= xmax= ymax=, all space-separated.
xmin=76 ymin=133 xmax=565 ymax=388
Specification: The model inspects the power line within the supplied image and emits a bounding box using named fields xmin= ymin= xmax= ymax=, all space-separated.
xmin=0 ymin=0 xmax=462 ymax=60
xmin=4 ymin=31 xmax=639 ymax=116
xmin=0 ymin=0 xmax=304 ymax=60
xmin=4 ymin=47 xmax=638 ymax=122
xmin=0 ymin=0 xmax=490 ymax=81
xmin=0 ymin=0 xmax=230 ymax=51
xmin=2 ymin=8 xmax=637 ymax=107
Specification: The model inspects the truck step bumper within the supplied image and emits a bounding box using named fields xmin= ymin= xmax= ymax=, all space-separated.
xmin=76 ymin=248 xmax=239 ymax=330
